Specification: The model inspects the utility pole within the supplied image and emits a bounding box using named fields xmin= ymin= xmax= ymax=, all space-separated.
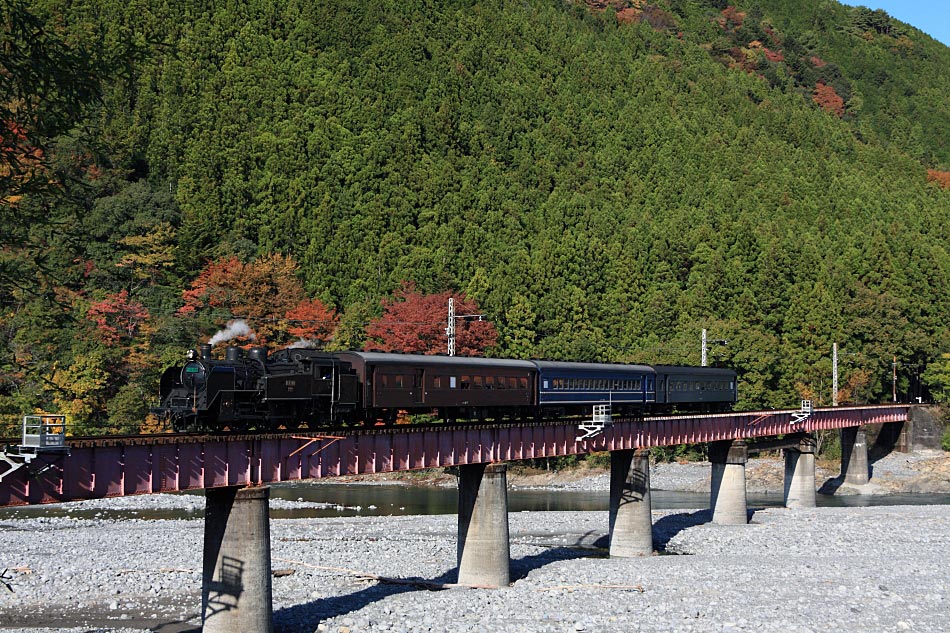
xmin=701 ymin=329 xmax=707 ymax=367
xmin=832 ymin=343 xmax=839 ymax=406
xmin=446 ymin=298 xmax=485 ymax=357
xmin=446 ymin=298 xmax=456 ymax=356
xmin=893 ymin=355 xmax=897 ymax=403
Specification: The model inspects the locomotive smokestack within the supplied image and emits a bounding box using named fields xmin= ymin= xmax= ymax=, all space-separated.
xmin=226 ymin=346 xmax=241 ymax=361
xmin=200 ymin=344 xmax=213 ymax=360
xmin=248 ymin=346 xmax=268 ymax=363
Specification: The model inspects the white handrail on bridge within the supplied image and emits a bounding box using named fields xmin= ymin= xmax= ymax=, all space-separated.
xmin=0 ymin=415 xmax=70 ymax=483
xmin=790 ymin=400 xmax=814 ymax=426
xmin=576 ymin=403 xmax=613 ymax=441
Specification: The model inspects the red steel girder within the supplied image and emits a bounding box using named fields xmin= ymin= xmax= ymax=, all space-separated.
xmin=0 ymin=405 xmax=910 ymax=507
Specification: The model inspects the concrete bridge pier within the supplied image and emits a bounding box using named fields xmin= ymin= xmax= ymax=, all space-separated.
xmin=608 ymin=449 xmax=653 ymax=556
xmin=202 ymin=485 xmax=273 ymax=633
xmin=840 ymin=426 xmax=869 ymax=486
xmin=457 ymin=463 xmax=510 ymax=587
xmin=783 ymin=435 xmax=817 ymax=508
xmin=709 ymin=440 xmax=748 ymax=525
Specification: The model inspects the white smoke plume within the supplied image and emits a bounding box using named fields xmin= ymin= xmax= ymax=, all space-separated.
xmin=208 ymin=319 xmax=257 ymax=346
xmin=286 ymin=338 xmax=319 ymax=349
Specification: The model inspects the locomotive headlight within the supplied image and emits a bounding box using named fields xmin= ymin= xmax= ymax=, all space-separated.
xmin=182 ymin=360 xmax=207 ymax=388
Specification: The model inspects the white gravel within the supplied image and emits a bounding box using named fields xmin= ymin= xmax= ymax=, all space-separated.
xmin=551 ymin=450 xmax=950 ymax=495
xmin=2 ymin=500 xmax=950 ymax=632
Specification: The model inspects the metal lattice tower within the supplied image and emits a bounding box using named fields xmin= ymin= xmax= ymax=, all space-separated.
xmin=447 ymin=298 xmax=456 ymax=356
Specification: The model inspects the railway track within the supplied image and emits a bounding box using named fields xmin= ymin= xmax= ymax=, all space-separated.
xmin=0 ymin=403 xmax=906 ymax=449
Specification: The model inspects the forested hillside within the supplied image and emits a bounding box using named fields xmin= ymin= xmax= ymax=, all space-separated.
xmin=2 ymin=0 xmax=950 ymax=433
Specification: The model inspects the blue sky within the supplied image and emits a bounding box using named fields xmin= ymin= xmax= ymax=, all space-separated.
xmin=839 ymin=1 xmax=950 ymax=46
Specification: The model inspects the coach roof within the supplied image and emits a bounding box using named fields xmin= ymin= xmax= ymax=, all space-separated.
xmin=531 ymin=360 xmax=655 ymax=374
xmin=337 ymin=351 xmax=536 ymax=370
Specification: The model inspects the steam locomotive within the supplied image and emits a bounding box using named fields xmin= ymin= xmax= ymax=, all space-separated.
xmin=155 ymin=344 xmax=738 ymax=432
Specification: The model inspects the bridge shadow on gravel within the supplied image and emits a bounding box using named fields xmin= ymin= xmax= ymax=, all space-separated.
xmin=274 ymin=568 xmax=457 ymax=633
xmin=652 ymin=509 xmax=712 ymax=552
xmin=651 ymin=507 xmax=765 ymax=552
xmin=274 ymin=546 xmax=599 ymax=632
xmin=510 ymin=543 xmax=607 ymax=581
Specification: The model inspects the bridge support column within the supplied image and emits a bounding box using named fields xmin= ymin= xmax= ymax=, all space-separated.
xmin=783 ymin=436 xmax=816 ymax=508
xmin=709 ymin=440 xmax=748 ymax=525
xmin=457 ymin=463 xmax=510 ymax=587
xmin=841 ymin=426 xmax=869 ymax=486
xmin=202 ymin=486 xmax=273 ymax=633
xmin=608 ymin=449 xmax=653 ymax=556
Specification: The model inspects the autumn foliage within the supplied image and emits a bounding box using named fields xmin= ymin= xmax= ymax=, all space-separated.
xmin=86 ymin=290 xmax=149 ymax=343
xmin=285 ymin=298 xmax=339 ymax=344
xmin=813 ymin=82 xmax=845 ymax=117
xmin=179 ymin=254 xmax=337 ymax=347
xmin=364 ymin=282 xmax=497 ymax=355
xmin=927 ymin=170 xmax=950 ymax=190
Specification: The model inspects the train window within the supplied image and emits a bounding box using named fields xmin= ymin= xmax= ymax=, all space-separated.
xmin=433 ymin=376 xmax=442 ymax=389
xmin=394 ymin=375 xmax=404 ymax=388
xmin=461 ymin=376 xmax=470 ymax=389
xmin=450 ymin=376 xmax=457 ymax=389
xmin=496 ymin=377 xmax=505 ymax=389
xmin=543 ymin=379 xmax=549 ymax=389
xmin=520 ymin=377 xmax=528 ymax=390
xmin=380 ymin=375 xmax=389 ymax=388
xmin=474 ymin=375 xmax=483 ymax=388
xmin=509 ymin=377 xmax=517 ymax=389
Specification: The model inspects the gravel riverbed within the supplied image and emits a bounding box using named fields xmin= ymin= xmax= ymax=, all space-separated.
xmin=1 ymin=453 xmax=949 ymax=633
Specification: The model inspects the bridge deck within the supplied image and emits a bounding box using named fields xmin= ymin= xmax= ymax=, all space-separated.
xmin=0 ymin=405 xmax=909 ymax=507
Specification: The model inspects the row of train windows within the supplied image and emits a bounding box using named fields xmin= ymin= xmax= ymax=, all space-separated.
xmin=545 ymin=378 xmax=643 ymax=391
xmin=668 ymin=380 xmax=735 ymax=391
xmin=432 ymin=375 xmax=529 ymax=390
xmin=377 ymin=374 xmax=529 ymax=390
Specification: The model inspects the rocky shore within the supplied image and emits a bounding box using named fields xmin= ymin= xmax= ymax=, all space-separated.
xmin=0 ymin=451 xmax=948 ymax=633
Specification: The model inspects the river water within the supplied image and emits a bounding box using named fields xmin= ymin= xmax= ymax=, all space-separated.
xmin=263 ymin=483 xmax=950 ymax=519
xmin=3 ymin=483 xmax=948 ymax=522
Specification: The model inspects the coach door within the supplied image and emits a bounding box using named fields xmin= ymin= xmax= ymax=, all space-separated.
xmin=413 ymin=369 xmax=425 ymax=404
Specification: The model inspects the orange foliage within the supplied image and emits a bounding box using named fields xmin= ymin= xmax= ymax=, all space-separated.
xmin=365 ymin=282 xmax=497 ymax=355
xmin=927 ymin=170 xmax=950 ymax=190
xmin=717 ymin=6 xmax=745 ymax=31
xmin=285 ymin=298 xmax=339 ymax=345
xmin=179 ymin=254 xmax=322 ymax=345
xmin=616 ymin=8 xmax=639 ymax=24
xmin=86 ymin=290 xmax=150 ymax=343
xmin=813 ymin=82 xmax=845 ymax=117
xmin=1 ymin=120 xmax=46 ymax=206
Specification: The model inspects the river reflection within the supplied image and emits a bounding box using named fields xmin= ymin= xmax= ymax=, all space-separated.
xmin=2 ymin=483 xmax=949 ymax=522
xmin=266 ymin=484 xmax=950 ymax=519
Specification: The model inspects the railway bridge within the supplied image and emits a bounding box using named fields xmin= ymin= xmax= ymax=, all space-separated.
xmin=0 ymin=404 xmax=920 ymax=632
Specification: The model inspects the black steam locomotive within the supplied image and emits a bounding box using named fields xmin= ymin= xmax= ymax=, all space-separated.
xmin=155 ymin=344 xmax=737 ymax=432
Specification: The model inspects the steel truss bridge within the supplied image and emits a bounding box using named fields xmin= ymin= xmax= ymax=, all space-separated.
xmin=0 ymin=404 xmax=909 ymax=507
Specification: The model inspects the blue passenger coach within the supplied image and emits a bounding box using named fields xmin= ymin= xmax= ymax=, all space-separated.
xmin=531 ymin=361 xmax=656 ymax=414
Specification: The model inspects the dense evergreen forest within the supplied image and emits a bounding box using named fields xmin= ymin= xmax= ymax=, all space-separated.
xmin=2 ymin=0 xmax=950 ymax=434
